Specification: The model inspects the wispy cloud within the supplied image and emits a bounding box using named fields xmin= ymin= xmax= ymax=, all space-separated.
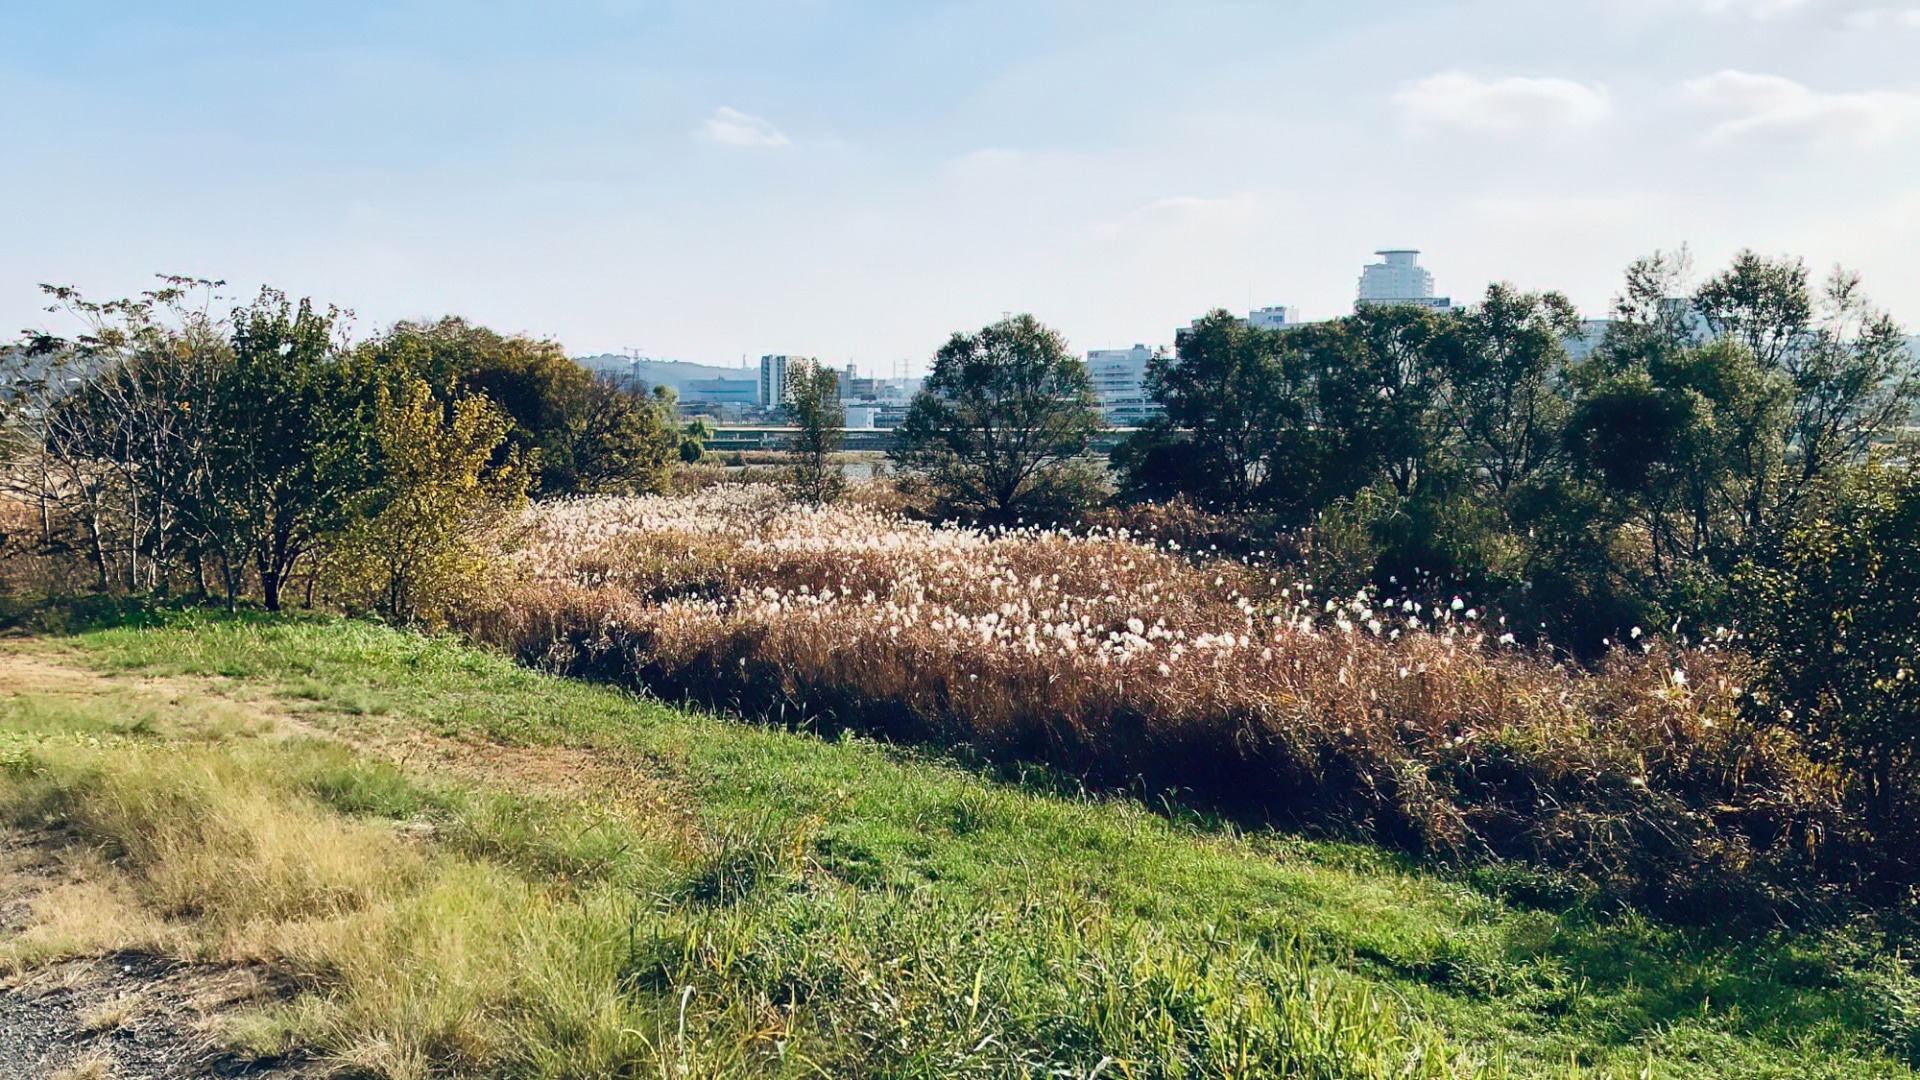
xmin=1395 ymin=72 xmax=1611 ymax=137
xmin=1697 ymin=0 xmax=1920 ymax=27
xmin=1092 ymin=191 xmax=1271 ymax=238
xmin=694 ymin=106 xmax=791 ymax=148
xmin=1684 ymin=70 xmax=1920 ymax=145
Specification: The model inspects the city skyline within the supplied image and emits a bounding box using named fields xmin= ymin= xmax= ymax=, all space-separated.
xmin=5 ymin=2 xmax=1920 ymax=369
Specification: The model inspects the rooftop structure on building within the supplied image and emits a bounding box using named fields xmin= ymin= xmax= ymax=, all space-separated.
xmin=1357 ymin=250 xmax=1450 ymax=311
xmin=1249 ymin=305 xmax=1303 ymax=331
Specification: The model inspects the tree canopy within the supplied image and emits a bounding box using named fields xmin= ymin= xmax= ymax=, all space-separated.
xmin=892 ymin=315 xmax=1104 ymax=522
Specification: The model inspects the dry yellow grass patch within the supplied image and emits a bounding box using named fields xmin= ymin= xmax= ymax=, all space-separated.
xmin=0 ymin=646 xmax=696 ymax=1080
xmin=78 ymin=993 xmax=137 ymax=1033
xmin=48 ymin=1050 xmax=117 ymax=1080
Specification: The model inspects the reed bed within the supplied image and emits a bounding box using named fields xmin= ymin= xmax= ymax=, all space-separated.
xmin=468 ymin=487 xmax=1842 ymax=911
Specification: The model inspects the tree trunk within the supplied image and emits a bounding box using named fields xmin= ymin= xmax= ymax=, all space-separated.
xmin=220 ymin=554 xmax=237 ymax=613
xmin=261 ymin=564 xmax=282 ymax=612
xmin=84 ymin=511 xmax=110 ymax=592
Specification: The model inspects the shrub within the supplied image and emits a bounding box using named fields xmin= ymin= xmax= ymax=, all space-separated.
xmin=1736 ymin=464 xmax=1920 ymax=891
xmin=324 ymin=381 xmax=527 ymax=626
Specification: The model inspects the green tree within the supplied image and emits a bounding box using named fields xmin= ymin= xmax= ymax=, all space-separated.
xmin=1117 ymin=311 xmax=1310 ymax=513
xmin=1441 ymin=283 xmax=1582 ymax=498
xmin=327 ymin=380 xmax=525 ymax=625
xmin=1564 ymin=252 xmax=1916 ymax=628
xmin=680 ymin=416 xmax=714 ymax=464
xmin=783 ymin=360 xmax=845 ymax=505
xmin=892 ymin=315 xmax=1104 ymax=522
xmin=1735 ymin=464 xmax=1920 ymax=857
xmin=561 ymin=381 xmax=678 ymax=495
xmin=1297 ymin=303 xmax=1456 ymax=503
xmin=359 ymin=318 xmax=620 ymax=496
xmin=205 ymin=289 xmax=370 ymax=611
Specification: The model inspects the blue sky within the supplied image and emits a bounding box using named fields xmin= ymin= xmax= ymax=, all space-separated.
xmin=5 ymin=0 xmax=1919 ymax=370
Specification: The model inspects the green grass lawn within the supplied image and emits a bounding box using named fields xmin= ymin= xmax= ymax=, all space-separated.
xmin=2 ymin=608 xmax=1914 ymax=1079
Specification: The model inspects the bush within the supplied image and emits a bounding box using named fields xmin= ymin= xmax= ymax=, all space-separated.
xmin=324 ymin=382 xmax=527 ymax=626
xmin=1736 ymin=464 xmax=1920 ymax=891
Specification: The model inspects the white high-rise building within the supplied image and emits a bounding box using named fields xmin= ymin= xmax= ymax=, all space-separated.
xmin=1086 ymin=345 xmax=1161 ymax=426
xmin=758 ymin=354 xmax=798 ymax=408
xmin=1357 ymin=250 xmax=1451 ymax=311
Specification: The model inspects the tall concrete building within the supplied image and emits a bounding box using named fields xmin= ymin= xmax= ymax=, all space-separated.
xmin=758 ymin=354 xmax=798 ymax=408
xmin=1086 ymin=345 xmax=1162 ymax=426
xmin=1357 ymin=250 xmax=1451 ymax=311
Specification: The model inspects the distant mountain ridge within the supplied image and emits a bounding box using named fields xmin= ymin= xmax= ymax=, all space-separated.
xmin=574 ymin=355 xmax=756 ymax=391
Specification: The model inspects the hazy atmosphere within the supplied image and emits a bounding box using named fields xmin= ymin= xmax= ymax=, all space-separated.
xmin=6 ymin=0 xmax=1920 ymax=364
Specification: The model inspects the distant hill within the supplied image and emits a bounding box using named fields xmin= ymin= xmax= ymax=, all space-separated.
xmin=575 ymin=355 xmax=753 ymax=392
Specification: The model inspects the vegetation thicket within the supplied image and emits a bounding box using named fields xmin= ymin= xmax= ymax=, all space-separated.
xmin=1114 ymin=251 xmax=1916 ymax=658
xmin=478 ymin=486 xmax=1840 ymax=914
xmin=0 ymin=280 xmax=680 ymax=624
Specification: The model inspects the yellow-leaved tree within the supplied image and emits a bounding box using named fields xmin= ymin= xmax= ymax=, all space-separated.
xmin=327 ymin=379 xmax=526 ymax=625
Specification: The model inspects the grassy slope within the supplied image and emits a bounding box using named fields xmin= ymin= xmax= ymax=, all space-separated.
xmin=0 ymin=610 xmax=1910 ymax=1079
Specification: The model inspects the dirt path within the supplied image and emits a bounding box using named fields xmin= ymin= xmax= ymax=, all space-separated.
xmin=0 ymin=642 xmax=678 ymax=1078
xmin=0 ymin=640 xmax=679 ymax=820
xmin=0 ymin=646 xmax=318 ymax=1077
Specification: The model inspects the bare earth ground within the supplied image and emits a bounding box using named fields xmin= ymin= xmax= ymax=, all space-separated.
xmin=0 ymin=830 xmax=314 ymax=1080
xmin=0 ymin=642 xmax=672 ymax=1079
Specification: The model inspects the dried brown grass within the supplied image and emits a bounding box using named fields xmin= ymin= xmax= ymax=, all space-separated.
xmin=463 ymin=488 xmax=1847 ymax=912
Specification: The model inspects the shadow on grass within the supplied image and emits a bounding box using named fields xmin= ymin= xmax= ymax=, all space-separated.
xmin=0 ymin=594 xmax=330 ymax=637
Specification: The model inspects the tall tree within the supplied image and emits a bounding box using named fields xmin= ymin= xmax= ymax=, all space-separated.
xmin=783 ymin=359 xmax=845 ymax=505
xmin=1441 ymin=283 xmax=1583 ymax=497
xmin=892 ymin=315 xmax=1104 ymax=522
xmin=559 ymin=381 xmax=678 ymax=495
xmin=358 ymin=318 xmax=599 ymax=495
xmin=12 ymin=278 xmax=231 ymax=594
xmin=1302 ymin=303 xmax=1455 ymax=501
xmin=207 ymin=289 xmax=368 ymax=611
xmin=1561 ymin=251 xmax=1918 ymax=635
xmin=1118 ymin=311 xmax=1310 ymax=513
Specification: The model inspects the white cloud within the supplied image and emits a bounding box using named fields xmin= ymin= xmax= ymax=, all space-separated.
xmin=694 ymin=106 xmax=790 ymax=148
xmin=1395 ymin=72 xmax=1612 ymax=137
xmin=1684 ymin=70 xmax=1920 ymax=146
